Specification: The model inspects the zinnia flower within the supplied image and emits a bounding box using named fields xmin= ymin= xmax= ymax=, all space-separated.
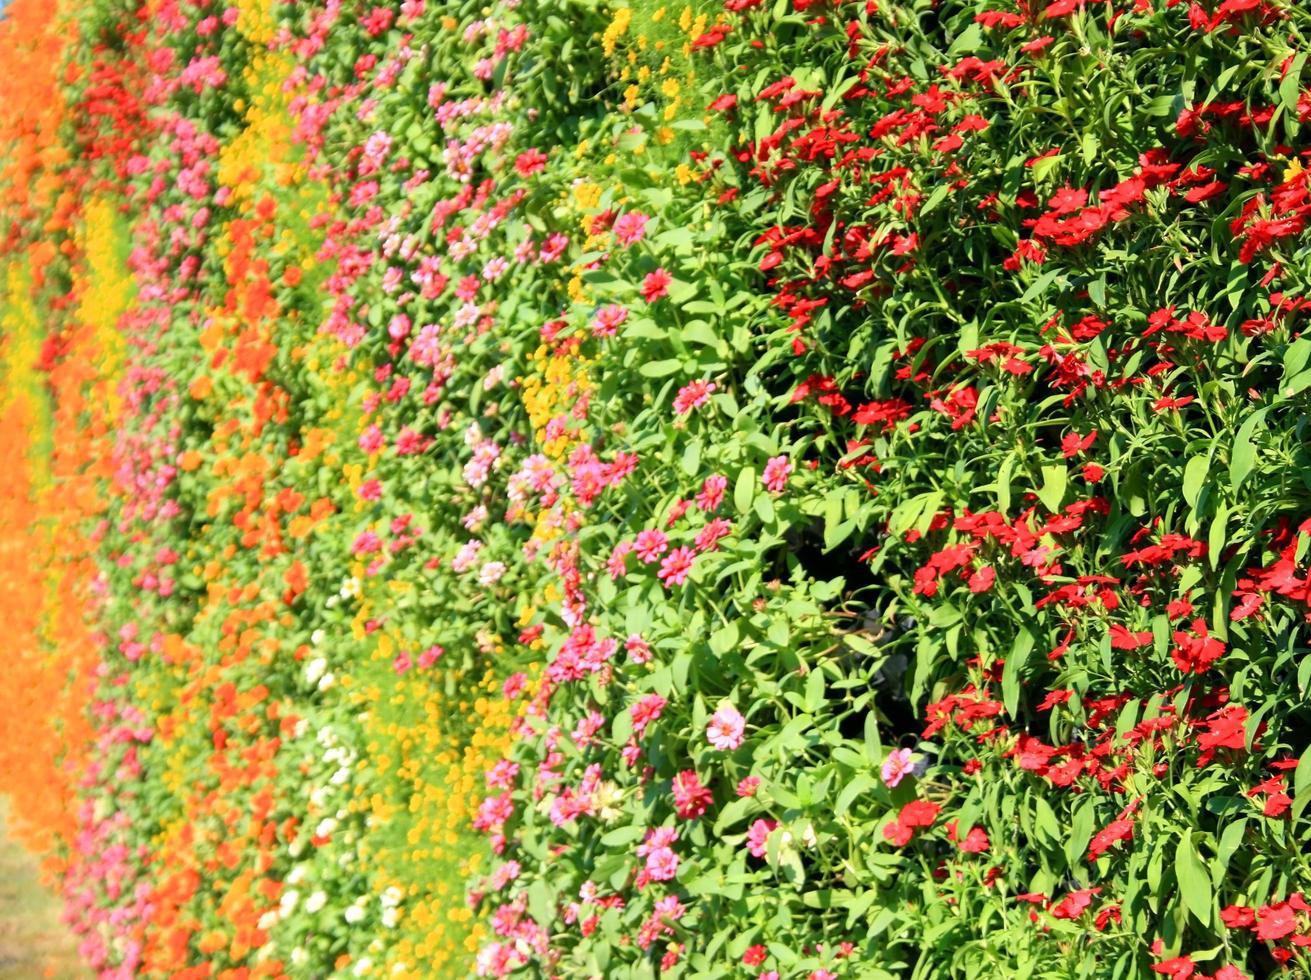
xmin=707 ymin=703 xmax=745 ymax=751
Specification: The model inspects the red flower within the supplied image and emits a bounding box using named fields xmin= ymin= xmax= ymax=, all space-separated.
xmin=967 ymin=565 xmax=995 ymax=593
xmin=1087 ymin=814 xmax=1134 ymax=861
xmin=1151 ymin=956 xmax=1194 ymax=979
xmin=1221 ymin=905 xmax=1256 ymax=929
xmin=1171 ymin=618 xmax=1225 ymax=674
xmin=514 ymin=148 xmax=548 ymax=177
xmin=640 ymin=268 xmax=672 ymax=303
xmin=884 ymin=800 xmax=940 ymax=846
xmin=1256 ymin=902 xmax=1299 ymax=941
xmin=671 ymin=770 xmax=714 ymax=820
xmin=1050 ymin=887 xmax=1100 ymax=919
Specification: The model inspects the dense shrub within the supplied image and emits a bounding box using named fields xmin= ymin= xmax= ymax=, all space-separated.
xmin=3 ymin=0 xmax=1311 ymax=978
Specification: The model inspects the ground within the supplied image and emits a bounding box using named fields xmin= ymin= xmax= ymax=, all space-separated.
xmin=0 ymin=797 xmax=86 ymax=980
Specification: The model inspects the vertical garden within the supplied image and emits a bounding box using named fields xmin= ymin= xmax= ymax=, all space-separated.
xmin=2 ymin=0 xmax=1311 ymax=977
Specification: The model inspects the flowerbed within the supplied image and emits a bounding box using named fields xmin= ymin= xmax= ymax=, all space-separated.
xmin=3 ymin=0 xmax=1311 ymax=977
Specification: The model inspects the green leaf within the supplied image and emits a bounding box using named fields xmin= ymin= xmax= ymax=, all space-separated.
xmin=734 ymin=467 xmax=756 ymax=513
xmin=1280 ymin=52 xmax=1307 ymax=115
xmin=1208 ymin=503 xmax=1229 ymax=570
xmin=1175 ymin=833 xmax=1213 ymax=927
xmin=639 ymin=359 xmax=682 ymax=378
xmin=1292 ymin=744 xmax=1311 ymax=822
xmin=1002 ymin=628 xmax=1035 ymax=718
xmin=1183 ymin=453 xmax=1210 ymax=511
xmin=1036 ymin=464 xmax=1067 ymax=513
xmin=1229 ymin=409 xmax=1268 ymax=491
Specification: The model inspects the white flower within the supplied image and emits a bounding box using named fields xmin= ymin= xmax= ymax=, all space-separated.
xmin=345 ymin=904 xmax=366 ymax=925
xmin=381 ymin=886 xmax=403 ymax=908
xmin=287 ymin=864 xmax=307 ymax=886
xmin=291 ymin=948 xmax=308 ymax=967
xmin=310 ymin=628 xmax=325 ymax=646
xmin=352 ymin=957 xmax=373 ymax=977
xmin=381 ymin=907 xmax=399 ymax=928
xmin=305 ymin=657 xmax=327 ymax=686
xmin=305 ymin=891 xmax=327 ymax=914
xmin=316 ymin=817 xmax=338 ymax=838
xmin=280 ymin=889 xmax=300 ymax=917
xmin=317 ymin=671 xmax=336 ymax=692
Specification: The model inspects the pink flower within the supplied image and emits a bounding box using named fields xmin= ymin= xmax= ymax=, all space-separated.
xmin=672 ymin=770 xmax=714 ymax=819
xmin=746 ymin=818 xmax=777 ymax=858
xmin=514 ymin=148 xmax=547 ymax=176
xmin=881 ymin=748 xmax=915 ymax=788
xmin=694 ymin=517 xmax=732 ymax=552
xmin=641 ymin=267 xmax=672 ymax=302
xmin=625 ymin=634 xmax=651 ymax=664
xmin=591 ymin=303 xmax=629 ymax=338
xmin=631 ymin=694 xmax=667 ymax=736
xmin=736 ymin=776 xmax=760 ymax=797
xmin=634 ymin=529 xmax=668 ymax=563
xmin=706 ymin=703 xmax=745 ymax=751
xmin=673 ymin=379 xmax=717 ymax=415
xmin=607 ymin=541 xmax=634 ymax=579
xmin=644 ymin=848 xmax=678 ymax=881
xmin=696 ymin=474 xmax=727 ymax=512
xmin=613 ymin=211 xmax=650 ymax=246
xmin=657 ymin=546 xmax=696 ymax=588
xmin=762 ymin=455 xmax=793 ymax=493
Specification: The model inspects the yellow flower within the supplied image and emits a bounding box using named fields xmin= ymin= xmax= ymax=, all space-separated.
xmin=601 ymin=7 xmax=631 ymax=56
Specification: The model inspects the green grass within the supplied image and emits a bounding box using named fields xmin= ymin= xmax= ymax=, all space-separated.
xmin=0 ymin=797 xmax=87 ymax=980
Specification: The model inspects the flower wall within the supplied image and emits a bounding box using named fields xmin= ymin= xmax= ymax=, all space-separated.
xmin=3 ymin=0 xmax=1311 ymax=978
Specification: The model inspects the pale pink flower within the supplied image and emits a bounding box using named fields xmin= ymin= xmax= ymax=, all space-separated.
xmin=881 ymin=747 xmax=915 ymax=788
xmin=707 ymin=704 xmax=745 ymax=751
